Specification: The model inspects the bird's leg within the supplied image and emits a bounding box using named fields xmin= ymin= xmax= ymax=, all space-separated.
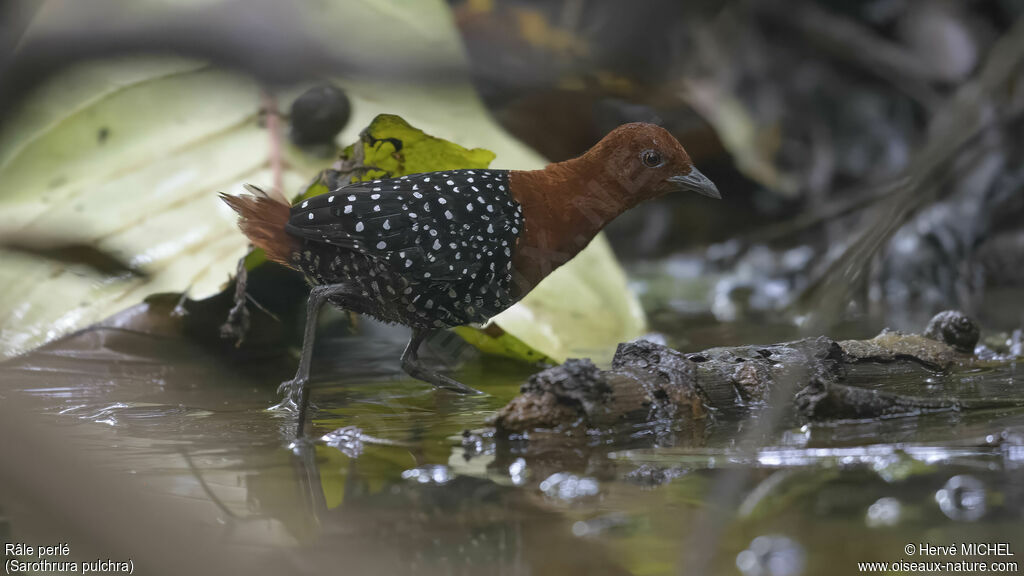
xmin=401 ymin=329 xmax=481 ymax=395
xmin=219 ymin=254 xmax=251 ymax=346
xmin=272 ymin=283 xmax=353 ymax=437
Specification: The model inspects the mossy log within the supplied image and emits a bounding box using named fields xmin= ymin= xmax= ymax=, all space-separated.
xmin=493 ymin=310 xmax=1022 ymax=433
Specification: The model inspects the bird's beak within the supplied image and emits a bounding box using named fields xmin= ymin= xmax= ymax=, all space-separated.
xmin=666 ymin=167 xmax=721 ymax=199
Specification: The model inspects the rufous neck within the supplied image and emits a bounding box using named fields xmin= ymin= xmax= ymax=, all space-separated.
xmin=507 ymin=156 xmax=632 ymax=296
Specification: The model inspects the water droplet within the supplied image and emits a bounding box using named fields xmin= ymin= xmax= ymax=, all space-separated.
xmin=571 ymin=513 xmax=629 ymax=538
xmin=401 ymin=465 xmax=451 ymax=485
xmin=508 ymin=458 xmax=527 ymax=485
xmin=538 ymin=472 xmax=599 ymax=501
xmin=321 ymin=426 xmax=364 ymax=458
xmin=780 ymin=428 xmax=810 ymax=447
xmin=865 ymin=497 xmax=902 ymax=528
xmin=935 ymin=474 xmax=986 ymax=521
xmin=571 ymin=521 xmax=589 ymax=537
xmin=736 ymin=535 xmax=806 ymax=576
xmin=1003 ymin=442 xmax=1024 ymax=468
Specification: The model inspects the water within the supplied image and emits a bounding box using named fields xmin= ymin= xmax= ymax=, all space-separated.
xmin=1 ymin=310 xmax=1022 ymax=575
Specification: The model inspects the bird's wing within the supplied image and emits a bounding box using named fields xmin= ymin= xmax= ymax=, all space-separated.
xmin=285 ymin=170 xmax=522 ymax=282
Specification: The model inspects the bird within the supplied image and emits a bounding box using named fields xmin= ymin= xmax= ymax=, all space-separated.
xmin=221 ymin=122 xmax=720 ymax=435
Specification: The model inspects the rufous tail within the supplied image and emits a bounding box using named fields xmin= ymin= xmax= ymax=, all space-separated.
xmin=220 ymin=185 xmax=298 ymax=265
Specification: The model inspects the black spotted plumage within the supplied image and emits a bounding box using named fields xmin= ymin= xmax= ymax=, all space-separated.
xmin=284 ymin=169 xmax=524 ymax=329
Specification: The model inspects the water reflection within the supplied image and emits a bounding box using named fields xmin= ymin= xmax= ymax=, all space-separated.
xmin=0 ymin=318 xmax=1021 ymax=574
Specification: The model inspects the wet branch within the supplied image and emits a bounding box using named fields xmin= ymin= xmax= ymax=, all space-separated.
xmin=494 ymin=311 xmax=1022 ymax=433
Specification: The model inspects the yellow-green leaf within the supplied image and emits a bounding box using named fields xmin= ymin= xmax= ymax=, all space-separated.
xmin=452 ymin=325 xmax=557 ymax=365
xmin=346 ymin=114 xmax=496 ymax=182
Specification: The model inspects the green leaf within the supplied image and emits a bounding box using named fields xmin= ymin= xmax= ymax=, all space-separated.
xmin=0 ymin=1 xmax=645 ymax=364
xmin=347 ymin=114 xmax=496 ymax=181
xmin=295 ymin=113 xmax=496 ymax=200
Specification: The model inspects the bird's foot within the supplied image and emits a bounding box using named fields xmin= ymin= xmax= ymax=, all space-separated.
xmin=432 ymin=374 xmax=483 ymax=395
xmin=402 ymin=361 xmax=482 ymax=395
xmin=269 ymin=377 xmax=308 ymax=412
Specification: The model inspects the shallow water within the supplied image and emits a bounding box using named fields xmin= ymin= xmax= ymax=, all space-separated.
xmin=1 ymin=309 xmax=1022 ymax=576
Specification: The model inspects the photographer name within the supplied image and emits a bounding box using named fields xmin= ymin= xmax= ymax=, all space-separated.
xmin=916 ymin=543 xmax=1014 ymax=556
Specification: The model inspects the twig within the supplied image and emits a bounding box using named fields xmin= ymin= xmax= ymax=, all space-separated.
xmin=260 ymin=91 xmax=285 ymax=197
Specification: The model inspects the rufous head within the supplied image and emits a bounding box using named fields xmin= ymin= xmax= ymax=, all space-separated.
xmin=579 ymin=122 xmax=720 ymax=203
xmin=507 ymin=123 xmax=720 ymax=295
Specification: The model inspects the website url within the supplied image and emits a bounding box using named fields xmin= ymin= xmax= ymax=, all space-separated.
xmin=858 ymin=560 xmax=1019 ymax=573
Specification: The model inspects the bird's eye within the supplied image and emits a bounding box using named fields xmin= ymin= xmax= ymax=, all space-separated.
xmin=641 ymin=150 xmax=663 ymax=168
